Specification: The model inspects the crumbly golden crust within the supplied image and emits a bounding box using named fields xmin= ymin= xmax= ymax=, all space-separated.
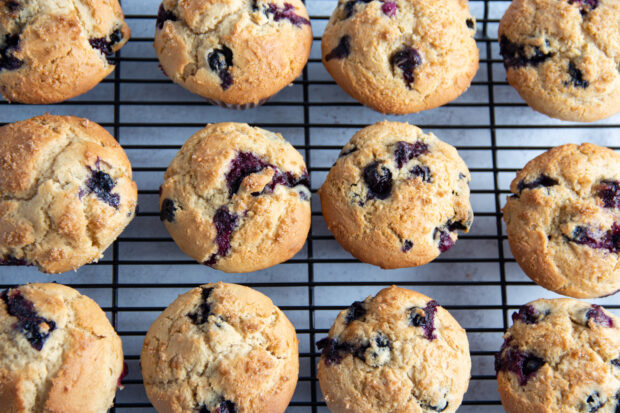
xmin=154 ymin=0 xmax=312 ymax=106
xmin=0 ymin=283 xmax=124 ymax=413
xmin=160 ymin=122 xmax=311 ymax=273
xmin=0 ymin=0 xmax=130 ymax=104
xmin=0 ymin=114 xmax=138 ymax=274
xmin=141 ymin=282 xmax=299 ymax=413
xmin=498 ymin=0 xmax=620 ymax=122
xmin=321 ymin=0 xmax=478 ymax=114
xmin=503 ymin=143 xmax=620 ymax=298
xmin=496 ymin=298 xmax=620 ymax=413
xmin=317 ymin=286 xmax=471 ymax=413
xmin=318 ymin=121 xmax=472 ymax=269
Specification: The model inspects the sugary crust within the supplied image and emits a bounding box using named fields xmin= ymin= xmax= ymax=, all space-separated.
xmin=497 ymin=298 xmax=620 ymax=413
xmin=502 ymin=143 xmax=620 ymax=298
xmin=317 ymin=286 xmax=471 ymax=413
xmin=0 ymin=0 xmax=130 ymax=104
xmin=318 ymin=121 xmax=472 ymax=269
xmin=160 ymin=122 xmax=311 ymax=273
xmin=498 ymin=0 xmax=620 ymax=122
xmin=0 ymin=114 xmax=138 ymax=273
xmin=141 ymin=282 xmax=299 ymax=413
xmin=321 ymin=0 xmax=479 ymax=114
xmin=0 ymin=283 xmax=124 ymax=413
xmin=154 ymin=0 xmax=312 ymax=105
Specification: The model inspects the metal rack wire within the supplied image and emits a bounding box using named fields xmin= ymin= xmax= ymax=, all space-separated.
xmin=1 ymin=0 xmax=619 ymax=412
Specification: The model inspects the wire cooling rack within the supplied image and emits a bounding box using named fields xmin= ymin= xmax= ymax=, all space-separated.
xmin=1 ymin=0 xmax=619 ymax=412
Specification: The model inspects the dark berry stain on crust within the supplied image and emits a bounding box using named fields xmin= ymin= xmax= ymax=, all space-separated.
xmin=160 ymin=198 xmax=177 ymax=222
xmin=343 ymin=0 xmax=372 ymax=18
xmin=402 ymin=239 xmax=413 ymax=252
xmin=582 ymin=392 xmax=605 ymax=412
xmin=0 ymin=33 xmax=23 ymax=71
xmin=363 ymin=162 xmax=392 ymax=200
xmin=338 ymin=145 xmax=358 ymax=158
xmin=0 ymin=256 xmax=30 ymax=266
xmin=117 ymin=362 xmax=129 ymax=387
xmin=568 ymin=223 xmax=620 ymax=253
xmin=326 ymin=35 xmax=351 ymax=61
xmin=612 ymin=358 xmax=620 ymax=367
xmin=156 ymin=4 xmax=177 ymax=29
xmin=265 ymin=3 xmax=310 ymax=26
xmin=89 ymin=29 xmax=123 ymax=65
xmin=187 ymin=287 xmax=214 ymax=325
xmin=495 ymin=344 xmax=545 ymax=385
xmin=410 ymin=165 xmax=431 ymax=182
xmin=597 ymin=180 xmax=620 ymax=209
xmin=394 ymin=141 xmax=429 ymax=168
xmin=6 ymin=1 xmax=20 ymax=12
xmin=344 ymin=300 xmax=366 ymax=325
xmin=516 ymin=174 xmax=558 ymax=193
xmin=466 ymin=18 xmax=475 ymax=29
xmin=204 ymin=207 xmax=239 ymax=266
xmin=391 ymin=47 xmax=422 ymax=88
xmin=208 ymin=46 xmax=234 ymax=90
xmin=565 ymin=61 xmax=589 ymax=88
xmin=83 ymin=166 xmax=121 ymax=209
xmin=499 ymin=35 xmax=553 ymax=69
xmin=409 ymin=300 xmax=439 ymax=341
xmin=316 ymin=337 xmax=357 ymax=366
xmin=214 ymin=400 xmax=237 ymax=413
xmin=568 ymin=0 xmax=599 ymax=15
xmin=586 ymin=304 xmax=614 ymax=327
xmin=1 ymin=288 xmax=56 ymax=351
xmin=512 ymin=304 xmax=547 ymax=324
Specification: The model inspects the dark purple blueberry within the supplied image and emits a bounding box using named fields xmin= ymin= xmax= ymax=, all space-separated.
xmin=568 ymin=223 xmax=620 ymax=253
xmin=596 ymin=180 xmax=620 ymax=209
xmin=160 ymin=198 xmax=177 ymax=222
xmin=374 ymin=332 xmax=391 ymax=349
xmin=84 ymin=167 xmax=120 ymax=209
xmin=226 ymin=152 xmax=269 ymax=196
xmin=1 ymin=289 xmax=56 ymax=351
xmin=447 ymin=220 xmax=468 ymax=231
xmin=156 ymin=4 xmax=177 ymax=29
xmin=343 ymin=0 xmax=372 ymax=18
xmin=6 ymin=0 xmax=20 ymax=12
xmin=208 ymin=46 xmax=234 ymax=90
xmin=564 ymin=61 xmax=589 ymax=88
xmin=586 ymin=304 xmax=614 ymax=328
xmin=434 ymin=228 xmax=455 ymax=253
xmin=516 ymin=174 xmax=558 ymax=194
xmin=338 ymin=145 xmax=358 ymax=158
xmin=394 ymin=141 xmax=429 ymax=168
xmin=344 ymin=301 xmax=366 ymax=324
xmin=0 ymin=256 xmax=29 ymax=266
xmin=117 ymin=362 xmax=129 ymax=387
xmin=89 ymin=29 xmax=123 ymax=65
xmin=512 ymin=304 xmax=547 ymax=324
xmin=495 ymin=346 xmax=545 ymax=385
xmin=264 ymin=170 xmax=310 ymax=193
xmin=0 ymin=33 xmax=23 ymax=71
xmin=582 ymin=392 xmax=605 ymax=412
xmin=204 ymin=207 xmax=239 ymax=267
xmin=316 ymin=337 xmax=357 ymax=366
xmin=458 ymin=172 xmax=467 ymax=179
xmin=158 ymin=63 xmax=168 ymax=77
xmin=420 ymin=400 xmax=449 ymax=412
xmin=187 ymin=287 xmax=214 ymax=325
xmin=568 ymin=0 xmax=599 ymax=14
xmin=499 ymin=35 xmax=553 ymax=69
xmin=391 ymin=47 xmax=422 ymax=88
xmin=265 ymin=3 xmax=310 ymax=26
xmin=466 ymin=18 xmax=474 ymax=29
xmin=402 ymin=239 xmax=413 ymax=252
xmin=410 ymin=165 xmax=431 ymax=182
xmin=615 ymin=392 xmax=620 ymax=413
xmin=612 ymin=358 xmax=620 ymax=367
xmin=363 ymin=162 xmax=392 ymax=200
xmin=325 ymin=36 xmax=351 ymax=61
xmin=381 ymin=1 xmax=397 ymax=16
xmin=409 ymin=300 xmax=439 ymax=341
xmin=214 ymin=400 xmax=237 ymax=413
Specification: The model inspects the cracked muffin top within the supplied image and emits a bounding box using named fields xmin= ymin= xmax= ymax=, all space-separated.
xmin=0 ymin=114 xmax=137 ymax=274
xmin=154 ymin=0 xmax=312 ymax=107
xmin=318 ymin=121 xmax=473 ymax=269
xmin=503 ymin=143 xmax=620 ymax=298
xmin=317 ymin=286 xmax=471 ymax=413
xmin=159 ymin=122 xmax=311 ymax=273
xmin=0 ymin=283 xmax=124 ymax=413
xmin=498 ymin=0 xmax=620 ymax=122
xmin=141 ymin=282 xmax=299 ymax=413
xmin=321 ymin=0 xmax=478 ymax=114
xmin=0 ymin=0 xmax=130 ymax=104
xmin=496 ymin=298 xmax=620 ymax=413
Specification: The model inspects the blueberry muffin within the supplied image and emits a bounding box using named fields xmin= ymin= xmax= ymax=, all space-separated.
xmin=0 ymin=114 xmax=138 ymax=274
xmin=496 ymin=298 xmax=620 ymax=413
xmin=160 ymin=122 xmax=310 ymax=273
xmin=503 ymin=143 xmax=620 ymax=298
xmin=0 ymin=283 xmax=125 ymax=412
xmin=318 ymin=121 xmax=473 ymax=269
xmin=317 ymin=286 xmax=471 ymax=413
xmin=0 ymin=0 xmax=130 ymax=104
xmin=154 ymin=0 xmax=312 ymax=108
xmin=141 ymin=282 xmax=299 ymax=413
xmin=321 ymin=0 xmax=478 ymax=114
xmin=498 ymin=0 xmax=620 ymax=122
